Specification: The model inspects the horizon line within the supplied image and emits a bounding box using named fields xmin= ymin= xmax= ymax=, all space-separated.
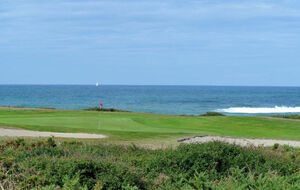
xmin=0 ymin=84 xmax=300 ymax=88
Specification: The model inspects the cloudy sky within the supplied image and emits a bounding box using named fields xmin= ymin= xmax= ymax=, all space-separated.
xmin=1 ymin=0 xmax=300 ymax=85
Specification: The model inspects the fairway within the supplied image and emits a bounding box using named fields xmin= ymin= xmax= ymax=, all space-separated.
xmin=0 ymin=108 xmax=300 ymax=144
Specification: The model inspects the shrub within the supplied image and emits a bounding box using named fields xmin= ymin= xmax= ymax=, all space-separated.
xmin=273 ymin=143 xmax=279 ymax=150
xmin=25 ymin=158 xmax=147 ymax=189
xmin=47 ymin=137 xmax=56 ymax=147
xmin=15 ymin=138 xmax=26 ymax=147
xmin=282 ymin=145 xmax=293 ymax=152
xmin=273 ymin=115 xmax=300 ymax=120
xmin=147 ymin=142 xmax=298 ymax=180
xmin=84 ymin=107 xmax=129 ymax=112
xmin=62 ymin=175 xmax=88 ymax=190
xmin=200 ymin=112 xmax=225 ymax=116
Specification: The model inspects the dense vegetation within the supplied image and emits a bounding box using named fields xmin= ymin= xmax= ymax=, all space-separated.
xmin=200 ymin=112 xmax=225 ymax=116
xmin=0 ymin=138 xmax=299 ymax=190
xmin=273 ymin=115 xmax=300 ymax=120
xmin=84 ymin=107 xmax=129 ymax=112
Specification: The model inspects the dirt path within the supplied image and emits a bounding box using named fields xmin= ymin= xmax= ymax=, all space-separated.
xmin=0 ymin=128 xmax=106 ymax=139
xmin=179 ymin=135 xmax=300 ymax=147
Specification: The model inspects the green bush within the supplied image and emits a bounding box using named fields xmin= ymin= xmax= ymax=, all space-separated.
xmin=47 ymin=137 xmax=56 ymax=147
xmin=200 ymin=112 xmax=225 ymax=116
xmin=147 ymin=142 xmax=297 ymax=181
xmin=273 ymin=143 xmax=279 ymax=150
xmin=62 ymin=175 xmax=88 ymax=190
xmin=84 ymin=107 xmax=129 ymax=112
xmin=24 ymin=158 xmax=147 ymax=189
xmin=15 ymin=138 xmax=26 ymax=147
xmin=273 ymin=115 xmax=300 ymax=119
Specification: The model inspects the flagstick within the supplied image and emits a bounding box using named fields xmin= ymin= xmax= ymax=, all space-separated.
xmin=98 ymin=102 xmax=103 ymax=129
xmin=98 ymin=111 xmax=100 ymax=128
xmin=98 ymin=107 xmax=101 ymax=129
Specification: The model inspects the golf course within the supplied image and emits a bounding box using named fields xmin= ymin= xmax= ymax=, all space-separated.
xmin=0 ymin=107 xmax=300 ymax=144
xmin=1 ymin=107 xmax=300 ymax=189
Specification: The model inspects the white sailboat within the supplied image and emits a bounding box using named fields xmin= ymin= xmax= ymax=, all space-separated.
xmin=96 ymin=82 xmax=99 ymax=87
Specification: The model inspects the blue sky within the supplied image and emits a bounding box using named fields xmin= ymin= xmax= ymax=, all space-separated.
xmin=1 ymin=0 xmax=300 ymax=86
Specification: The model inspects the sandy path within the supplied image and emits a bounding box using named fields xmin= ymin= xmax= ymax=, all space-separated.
xmin=0 ymin=128 xmax=106 ymax=139
xmin=179 ymin=135 xmax=300 ymax=147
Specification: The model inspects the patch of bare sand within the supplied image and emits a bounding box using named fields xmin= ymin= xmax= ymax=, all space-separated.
xmin=179 ymin=135 xmax=300 ymax=147
xmin=0 ymin=127 xmax=106 ymax=139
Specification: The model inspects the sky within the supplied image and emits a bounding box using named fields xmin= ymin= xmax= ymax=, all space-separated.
xmin=1 ymin=0 xmax=300 ymax=86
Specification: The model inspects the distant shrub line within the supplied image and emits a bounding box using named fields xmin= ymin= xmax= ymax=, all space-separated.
xmin=200 ymin=112 xmax=225 ymax=116
xmin=84 ymin=107 xmax=130 ymax=112
xmin=0 ymin=138 xmax=299 ymax=189
xmin=273 ymin=115 xmax=300 ymax=120
xmin=2 ymin=106 xmax=228 ymax=117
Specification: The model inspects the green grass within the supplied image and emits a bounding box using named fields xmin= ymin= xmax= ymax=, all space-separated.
xmin=0 ymin=108 xmax=300 ymax=144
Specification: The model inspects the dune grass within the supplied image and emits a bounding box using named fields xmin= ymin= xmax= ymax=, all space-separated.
xmin=0 ymin=108 xmax=299 ymax=144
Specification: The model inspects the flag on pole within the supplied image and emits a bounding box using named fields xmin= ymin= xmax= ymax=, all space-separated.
xmin=100 ymin=101 xmax=103 ymax=112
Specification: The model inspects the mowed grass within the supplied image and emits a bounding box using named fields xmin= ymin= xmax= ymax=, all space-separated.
xmin=0 ymin=108 xmax=299 ymax=144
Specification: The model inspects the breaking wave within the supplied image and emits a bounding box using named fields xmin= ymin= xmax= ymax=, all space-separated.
xmin=218 ymin=106 xmax=300 ymax=114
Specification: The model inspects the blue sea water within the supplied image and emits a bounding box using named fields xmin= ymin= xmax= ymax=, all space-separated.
xmin=0 ymin=85 xmax=300 ymax=115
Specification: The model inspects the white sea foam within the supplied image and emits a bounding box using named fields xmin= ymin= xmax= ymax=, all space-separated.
xmin=218 ymin=106 xmax=300 ymax=114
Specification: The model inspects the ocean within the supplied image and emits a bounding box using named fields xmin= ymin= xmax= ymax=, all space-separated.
xmin=0 ymin=85 xmax=300 ymax=115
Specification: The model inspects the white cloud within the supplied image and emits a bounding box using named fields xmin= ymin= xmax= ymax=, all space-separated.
xmin=1 ymin=0 xmax=300 ymax=50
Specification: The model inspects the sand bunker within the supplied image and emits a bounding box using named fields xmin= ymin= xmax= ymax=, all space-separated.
xmin=179 ymin=135 xmax=300 ymax=147
xmin=0 ymin=128 xmax=106 ymax=139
